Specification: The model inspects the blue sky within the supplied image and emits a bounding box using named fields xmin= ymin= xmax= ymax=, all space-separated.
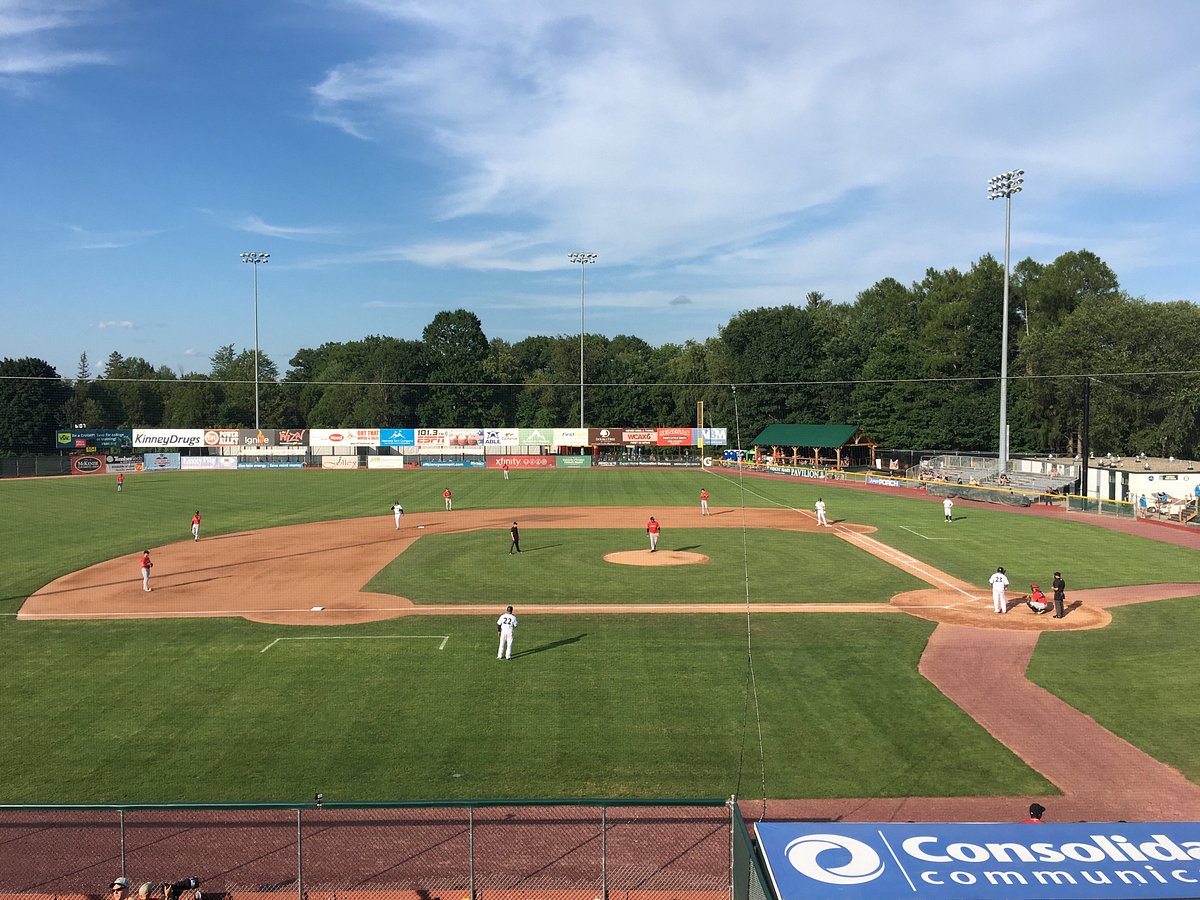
xmin=2 ymin=0 xmax=1198 ymax=378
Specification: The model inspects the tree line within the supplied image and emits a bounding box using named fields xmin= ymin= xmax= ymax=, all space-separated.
xmin=3 ymin=249 xmax=1199 ymax=459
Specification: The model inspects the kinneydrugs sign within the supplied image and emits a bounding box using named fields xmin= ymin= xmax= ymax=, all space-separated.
xmin=755 ymin=822 xmax=1200 ymax=900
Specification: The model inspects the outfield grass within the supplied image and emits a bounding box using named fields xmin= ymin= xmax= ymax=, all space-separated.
xmin=0 ymin=613 xmax=1050 ymax=801
xmin=1027 ymin=596 xmax=1200 ymax=784
xmin=365 ymin=528 xmax=924 ymax=603
xmin=0 ymin=466 xmax=1197 ymax=801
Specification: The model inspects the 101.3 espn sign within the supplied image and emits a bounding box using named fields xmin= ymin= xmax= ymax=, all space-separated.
xmin=755 ymin=821 xmax=1200 ymax=900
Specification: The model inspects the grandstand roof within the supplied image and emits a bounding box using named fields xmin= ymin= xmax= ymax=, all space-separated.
xmin=751 ymin=424 xmax=863 ymax=447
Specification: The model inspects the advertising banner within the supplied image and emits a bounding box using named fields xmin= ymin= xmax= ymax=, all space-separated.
xmin=181 ymin=456 xmax=237 ymax=470
xmin=699 ymin=427 xmax=728 ymax=445
xmin=621 ymin=428 xmax=658 ymax=445
xmin=867 ymin=476 xmax=904 ymax=488
xmin=71 ymin=454 xmax=106 ymax=475
xmin=238 ymin=460 xmax=303 ymax=469
xmin=104 ymin=455 xmax=141 ymax=474
xmin=656 ymin=427 xmax=693 ymax=446
xmin=275 ymin=428 xmax=308 ymax=447
xmin=589 ymin=427 xmax=623 ymax=445
xmin=755 ymin=821 xmax=1200 ymax=900
xmin=483 ymin=428 xmax=522 ymax=445
xmin=552 ymin=428 xmax=589 ymax=447
xmin=202 ymin=429 xmax=241 ymax=448
xmin=415 ymin=428 xmax=447 ymax=447
xmin=132 ymin=429 xmax=204 ymax=448
xmin=446 ymin=428 xmax=484 ymax=447
xmin=143 ymin=452 xmax=181 ymax=471
xmin=767 ymin=464 xmax=826 ymax=480
xmin=419 ymin=459 xmax=487 ymax=468
xmin=56 ymin=429 xmax=131 ymax=450
xmin=518 ymin=428 xmax=554 ymax=446
xmin=487 ymin=455 xmax=555 ymax=469
xmin=320 ymin=456 xmax=361 ymax=469
xmin=237 ymin=428 xmax=276 ymax=448
xmin=309 ymin=428 xmax=380 ymax=447
xmin=556 ymin=455 xmax=593 ymax=468
xmin=599 ymin=458 xmax=699 ymax=468
xmin=366 ymin=456 xmax=407 ymax=469
xmin=379 ymin=428 xmax=415 ymax=447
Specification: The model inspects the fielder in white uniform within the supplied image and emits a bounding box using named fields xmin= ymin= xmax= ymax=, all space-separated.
xmin=497 ymin=606 xmax=518 ymax=659
xmin=989 ymin=566 xmax=1010 ymax=613
xmin=392 ymin=502 xmax=404 ymax=529
xmin=943 ymin=497 xmax=954 ymax=522
xmin=815 ymin=498 xmax=829 ymax=527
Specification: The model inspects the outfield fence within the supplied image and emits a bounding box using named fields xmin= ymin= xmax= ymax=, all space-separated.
xmin=0 ymin=799 xmax=773 ymax=900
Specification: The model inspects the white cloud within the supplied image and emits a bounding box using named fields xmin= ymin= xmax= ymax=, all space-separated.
xmin=97 ymin=320 xmax=134 ymax=330
xmin=0 ymin=1 xmax=111 ymax=82
xmin=312 ymin=0 xmax=1200 ymax=310
xmin=236 ymin=215 xmax=345 ymax=241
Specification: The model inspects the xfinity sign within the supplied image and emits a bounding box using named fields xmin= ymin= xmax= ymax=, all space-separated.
xmin=755 ymin=822 xmax=1200 ymax=900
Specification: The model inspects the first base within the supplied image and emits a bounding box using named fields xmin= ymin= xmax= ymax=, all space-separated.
xmin=310 ymin=606 xmax=324 ymax=611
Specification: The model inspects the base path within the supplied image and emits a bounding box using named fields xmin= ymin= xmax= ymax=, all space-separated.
xmin=19 ymin=504 xmax=1200 ymax=822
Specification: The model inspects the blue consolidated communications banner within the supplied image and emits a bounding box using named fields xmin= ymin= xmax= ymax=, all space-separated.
xmin=755 ymin=821 xmax=1200 ymax=900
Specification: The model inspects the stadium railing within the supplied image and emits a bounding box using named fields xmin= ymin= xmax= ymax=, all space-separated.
xmin=0 ymin=798 xmax=774 ymax=900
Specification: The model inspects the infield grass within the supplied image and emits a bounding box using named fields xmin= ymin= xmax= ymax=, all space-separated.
xmin=365 ymin=528 xmax=924 ymax=603
xmin=1 ymin=466 xmax=1197 ymax=801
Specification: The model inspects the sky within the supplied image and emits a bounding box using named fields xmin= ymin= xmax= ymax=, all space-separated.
xmin=2 ymin=0 xmax=1198 ymax=379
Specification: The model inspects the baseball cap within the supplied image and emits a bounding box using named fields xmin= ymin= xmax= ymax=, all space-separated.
xmin=138 ymin=883 xmax=155 ymax=899
xmin=111 ymin=878 xmax=130 ymax=890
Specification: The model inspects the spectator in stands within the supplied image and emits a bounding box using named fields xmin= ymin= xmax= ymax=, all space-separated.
xmin=138 ymin=884 xmax=158 ymax=900
xmin=1138 ymin=494 xmax=1148 ymax=516
xmin=998 ymin=473 xmax=1010 ymax=486
xmin=110 ymin=878 xmax=130 ymax=898
xmin=1023 ymin=802 xmax=1046 ymax=823
xmin=968 ymin=476 xmax=979 ymax=486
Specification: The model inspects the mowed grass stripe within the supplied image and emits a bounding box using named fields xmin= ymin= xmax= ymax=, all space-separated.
xmin=0 ymin=614 xmax=1050 ymax=801
xmin=365 ymin=528 xmax=923 ymax=603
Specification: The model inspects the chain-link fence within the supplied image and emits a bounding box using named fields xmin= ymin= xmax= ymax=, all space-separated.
xmin=0 ymin=799 xmax=773 ymax=900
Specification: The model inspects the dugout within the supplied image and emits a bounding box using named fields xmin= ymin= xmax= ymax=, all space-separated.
xmin=750 ymin=424 xmax=876 ymax=470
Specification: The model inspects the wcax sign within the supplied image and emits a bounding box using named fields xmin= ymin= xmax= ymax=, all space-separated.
xmin=755 ymin=822 xmax=1200 ymax=900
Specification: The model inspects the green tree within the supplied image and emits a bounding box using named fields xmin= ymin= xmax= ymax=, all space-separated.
xmin=0 ymin=358 xmax=64 ymax=455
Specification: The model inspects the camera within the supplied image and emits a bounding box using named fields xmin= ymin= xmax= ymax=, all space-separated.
xmin=162 ymin=878 xmax=200 ymax=900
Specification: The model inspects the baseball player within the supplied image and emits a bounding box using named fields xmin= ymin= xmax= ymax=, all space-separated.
xmin=443 ymin=488 xmax=453 ymax=510
xmin=502 ymin=463 xmax=510 ymax=481
xmin=191 ymin=510 xmax=202 ymax=541
xmin=989 ymin=566 xmax=1010 ymax=613
xmin=509 ymin=522 xmax=521 ymax=554
xmin=943 ymin=497 xmax=954 ymax=522
xmin=815 ymin=498 xmax=829 ymax=527
xmin=496 ymin=605 xmax=518 ymax=659
xmin=700 ymin=488 xmax=710 ymax=515
xmin=140 ymin=550 xmax=153 ymax=592
xmin=116 ymin=473 xmax=124 ymax=493
xmin=646 ymin=516 xmax=661 ymax=551
xmin=392 ymin=501 xmax=404 ymax=529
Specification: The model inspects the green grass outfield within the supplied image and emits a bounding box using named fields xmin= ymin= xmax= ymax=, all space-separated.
xmin=0 ymin=466 xmax=1197 ymax=802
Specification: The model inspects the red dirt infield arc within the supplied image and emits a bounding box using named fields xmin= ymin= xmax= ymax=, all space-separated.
xmin=17 ymin=503 xmax=1200 ymax=822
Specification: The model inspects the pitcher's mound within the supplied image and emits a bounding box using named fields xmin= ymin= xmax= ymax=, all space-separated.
xmin=605 ymin=550 xmax=709 ymax=567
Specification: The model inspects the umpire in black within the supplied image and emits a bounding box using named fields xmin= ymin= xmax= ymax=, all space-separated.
xmin=1052 ymin=571 xmax=1066 ymax=618
xmin=509 ymin=522 xmax=521 ymax=554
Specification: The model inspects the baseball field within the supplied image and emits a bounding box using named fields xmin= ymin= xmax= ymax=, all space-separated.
xmin=2 ymin=466 xmax=1199 ymax=816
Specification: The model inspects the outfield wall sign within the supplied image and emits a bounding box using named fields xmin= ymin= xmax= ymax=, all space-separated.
xmin=56 ymin=429 xmax=131 ymax=449
xmin=755 ymin=822 xmax=1200 ymax=900
xmin=132 ymin=429 xmax=204 ymax=447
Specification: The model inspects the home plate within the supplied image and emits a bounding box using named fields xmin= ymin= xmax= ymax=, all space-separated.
xmin=311 ymin=606 xmax=324 ymax=611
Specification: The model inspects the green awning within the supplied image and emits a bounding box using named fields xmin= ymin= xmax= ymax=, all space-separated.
xmin=750 ymin=424 xmax=861 ymax=448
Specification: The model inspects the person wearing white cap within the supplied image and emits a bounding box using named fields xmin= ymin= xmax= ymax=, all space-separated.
xmin=138 ymin=883 xmax=157 ymax=900
xmin=110 ymin=878 xmax=130 ymax=897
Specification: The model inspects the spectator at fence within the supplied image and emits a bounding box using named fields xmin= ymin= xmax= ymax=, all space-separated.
xmin=110 ymin=878 xmax=130 ymax=898
xmin=1023 ymin=802 xmax=1046 ymax=823
xmin=139 ymin=883 xmax=157 ymax=900
xmin=998 ymin=473 xmax=1010 ymax=486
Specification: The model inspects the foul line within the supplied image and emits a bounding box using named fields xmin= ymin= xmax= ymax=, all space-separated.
xmin=899 ymin=525 xmax=950 ymax=541
xmin=260 ymin=635 xmax=449 ymax=653
xmin=836 ymin=529 xmax=977 ymax=599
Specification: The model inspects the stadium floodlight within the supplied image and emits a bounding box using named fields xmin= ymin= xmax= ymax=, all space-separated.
xmin=240 ymin=251 xmax=270 ymax=431
xmin=987 ymin=169 xmax=1023 ymax=475
xmin=568 ymin=252 xmax=598 ymax=429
